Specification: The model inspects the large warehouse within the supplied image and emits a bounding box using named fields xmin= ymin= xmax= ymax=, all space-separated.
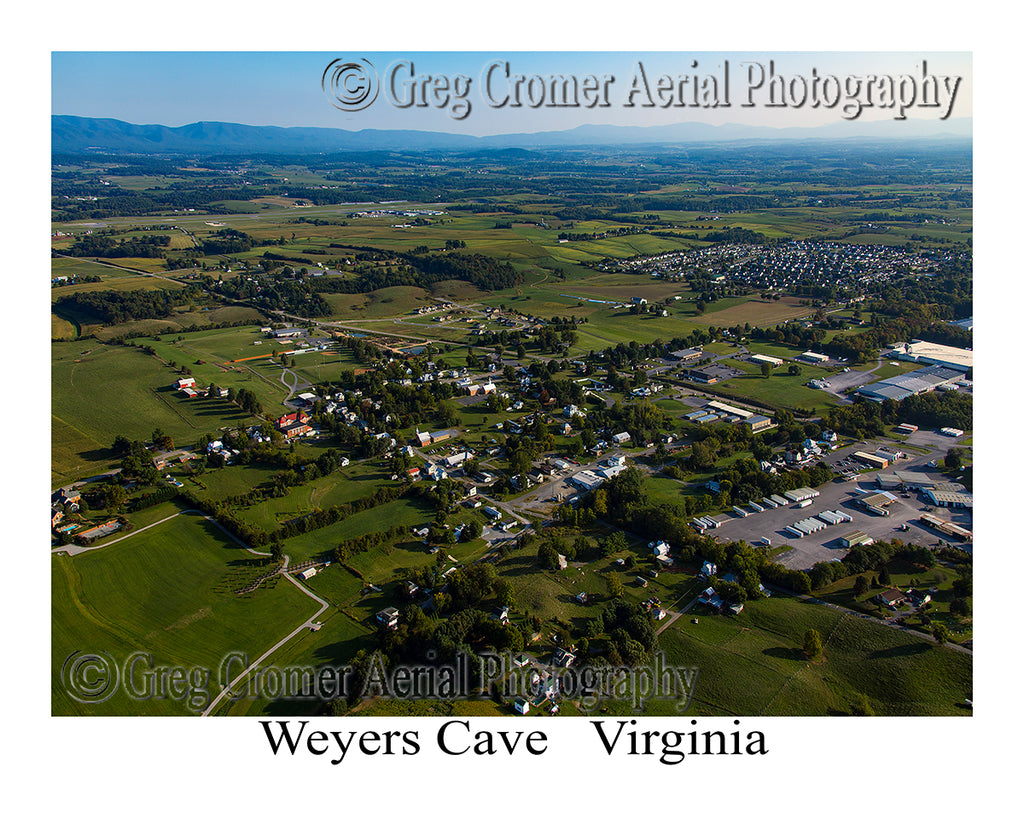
xmin=856 ymin=364 xmax=965 ymax=402
xmin=885 ymin=340 xmax=972 ymax=372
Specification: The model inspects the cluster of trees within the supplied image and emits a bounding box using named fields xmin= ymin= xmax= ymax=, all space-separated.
xmin=708 ymin=456 xmax=834 ymax=509
xmin=201 ymin=228 xmax=266 ymax=255
xmin=65 ymin=233 xmax=171 ymax=258
xmin=841 ymin=538 xmax=936 ymax=576
xmin=332 ymin=526 xmax=410 ymax=562
xmin=356 ymin=562 xmax=525 ymax=675
xmin=599 ymin=599 xmax=659 ymax=667
xmin=402 ymin=251 xmax=522 ymax=291
xmin=55 ymin=286 xmax=202 ymax=325
xmin=277 ymin=484 xmax=409 ymax=540
xmin=898 ymin=391 xmax=972 ymax=432
xmin=556 ymin=225 xmax=648 ymax=242
xmin=52 ymin=274 xmax=101 ymax=286
xmin=306 ymin=379 xmax=463 ymax=452
xmin=216 ymin=274 xmax=333 ymax=318
xmin=230 ymin=388 xmax=263 ymax=417
xmin=823 ymin=391 xmax=972 ymax=439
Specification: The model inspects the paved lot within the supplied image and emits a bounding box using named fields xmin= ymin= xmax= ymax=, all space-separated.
xmin=818 ymin=367 xmax=881 ymax=399
xmin=714 ymin=477 xmax=966 ymax=569
xmin=707 ymin=434 xmax=972 ymax=570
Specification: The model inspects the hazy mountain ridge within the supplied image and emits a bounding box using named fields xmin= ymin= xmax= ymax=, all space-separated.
xmin=52 ymin=114 xmax=972 ymax=155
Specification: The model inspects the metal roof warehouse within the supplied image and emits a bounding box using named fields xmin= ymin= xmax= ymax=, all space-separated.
xmin=856 ymin=364 xmax=964 ymax=402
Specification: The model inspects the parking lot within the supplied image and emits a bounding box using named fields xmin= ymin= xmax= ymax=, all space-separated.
xmin=714 ymin=476 xmax=970 ymax=569
xmin=707 ymin=434 xmax=971 ymax=569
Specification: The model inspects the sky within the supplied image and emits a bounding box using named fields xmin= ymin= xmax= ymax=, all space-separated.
xmin=51 ymin=51 xmax=972 ymax=136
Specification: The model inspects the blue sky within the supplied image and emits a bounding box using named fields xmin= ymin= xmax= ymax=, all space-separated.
xmin=52 ymin=51 xmax=971 ymax=136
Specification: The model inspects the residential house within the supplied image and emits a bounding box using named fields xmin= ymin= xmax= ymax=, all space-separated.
xmin=376 ymin=607 xmax=401 ymax=629
xmin=875 ymin=589 xmax=908 ymax=608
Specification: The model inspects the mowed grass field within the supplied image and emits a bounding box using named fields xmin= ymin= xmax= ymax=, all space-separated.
xmin=52 ymin=511 xmax=320 ymax=716
xmin=51 ymin=342 xmax=261 ymax=486
xmin=697 ymin=369 xmax=841 ymax=413
xmin=281 ymin=496 xmax=438 ymax=563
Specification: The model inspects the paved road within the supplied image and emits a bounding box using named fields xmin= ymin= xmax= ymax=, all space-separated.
xmin=51 ymin=252 xmax=183 ymax=286
xmin=279 ymin=363 xmax=311 ymax=401
xmin=51 ymin=511 xmax=183 ymax=556
xmin=202 ymin=570 xmax=330 ymax=717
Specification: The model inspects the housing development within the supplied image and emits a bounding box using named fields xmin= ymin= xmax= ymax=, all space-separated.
xmin=51 ymin=121 xmax=972 ymax=718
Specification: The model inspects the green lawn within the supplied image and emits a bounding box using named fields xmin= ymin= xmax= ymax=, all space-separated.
xmin=695 ymin=370 xmax=840 ymax=414
xmin=214 ymin=606 xmax=376 ymax=717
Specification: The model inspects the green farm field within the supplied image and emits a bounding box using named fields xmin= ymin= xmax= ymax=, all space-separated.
xmin=52 ymin=510 xmax=320 ymax=716
xmin=647 ymin=594 xmax=972 ymax=716
xmin=280 ymin=496 xmax=438 ymax=563
xmin=51 ymin=342 xmax=262 ymax=486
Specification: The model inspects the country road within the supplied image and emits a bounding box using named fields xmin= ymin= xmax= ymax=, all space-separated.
xmin=52 ymin=507 xmax=336 ymax=715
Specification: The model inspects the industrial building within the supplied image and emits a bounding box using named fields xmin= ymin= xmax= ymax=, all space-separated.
xmin=744 ymin=414 xmax=773 ymax=433
xmin=857 ymin=491 xmax=898 ymax=515
xmin=840 ymin=531 xmax=875 ymax=548
xmin=852 ymin=451 xmax=890 ymax=470
xmin=886 ymin=340 xmax=972 ymax=372
xmin=750 ymin=353 xmax=783 ymax=368
xmin=670 ymin=347 xmax=704 ymax=363
xmin=919 ymin=513 xmax=973 ymax=542
xmin=923 ymin=489 xmax=973 ymax=508
xmin=798 ymin=351 xmax=830 ymax=364
xmin=705 ymin=400 xmax=753 ymax=419
xmin=889 ymin=471 xmax=937 ymax=491
xmin=685 ymin=364 xmax=739 ymax=384
xmin=568 ymin=470 xmax=605 ymax=492
xmin=856 ymin=364 xmax=965 ymax=402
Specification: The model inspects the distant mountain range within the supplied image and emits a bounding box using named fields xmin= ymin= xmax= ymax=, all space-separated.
xmin=52 ymin=114 xmax=972 ymax=155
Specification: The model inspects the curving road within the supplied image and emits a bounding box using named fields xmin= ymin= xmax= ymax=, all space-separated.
xmin=52 ymin=508 xmax=333 ymax=715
